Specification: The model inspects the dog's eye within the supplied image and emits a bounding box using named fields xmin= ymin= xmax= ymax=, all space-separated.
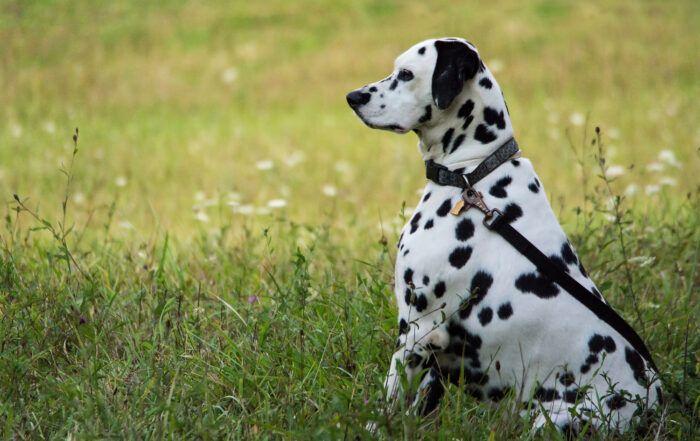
xmin=397 ymin=69 xmax=414 ymax=81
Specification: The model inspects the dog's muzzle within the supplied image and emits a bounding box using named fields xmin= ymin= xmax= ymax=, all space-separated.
xmin=346 ymin=90 xmax=371 ymax=108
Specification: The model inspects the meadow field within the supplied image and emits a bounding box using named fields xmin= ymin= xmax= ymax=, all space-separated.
xmin=0 ymin=0 xmax=697 ymax=439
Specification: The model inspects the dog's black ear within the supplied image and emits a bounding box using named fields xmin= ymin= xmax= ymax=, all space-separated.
xmin=432 ymin=40 xmax=481 ymax=110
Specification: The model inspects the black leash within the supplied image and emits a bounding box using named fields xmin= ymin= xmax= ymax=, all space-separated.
xmin=425 ymin=138 xmax=658 ymax=373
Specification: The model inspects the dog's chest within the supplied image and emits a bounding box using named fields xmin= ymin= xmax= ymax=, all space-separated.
xmin=393 ymin=159 xmax=571 ymax=318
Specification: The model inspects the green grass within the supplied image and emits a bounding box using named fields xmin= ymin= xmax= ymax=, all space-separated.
xmin=0 ymin=0 xmax=698 ymax=439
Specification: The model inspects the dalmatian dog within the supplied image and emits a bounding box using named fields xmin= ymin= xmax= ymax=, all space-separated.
xmin=346 ymin=38 xmax=661 ymax=434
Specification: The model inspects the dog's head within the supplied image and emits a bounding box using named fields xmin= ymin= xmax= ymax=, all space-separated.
xmin=346 ymin=38 xmax=484 ymax=134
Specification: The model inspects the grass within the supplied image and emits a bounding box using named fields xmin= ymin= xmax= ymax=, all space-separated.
xmin=0 ymin=0 xmax=698 ymax=439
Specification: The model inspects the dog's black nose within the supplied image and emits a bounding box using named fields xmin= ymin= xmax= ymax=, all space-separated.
xmin=346 ymin=91 xmax=371 ymax=108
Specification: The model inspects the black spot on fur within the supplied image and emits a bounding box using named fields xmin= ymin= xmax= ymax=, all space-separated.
xmin=471 ymin=271 xmax=493 ymax=297
xmin=456 ymin=95 xmax=474 ymax=131
xmin=450 ymin=133 xmax=466 ymax=153
xmin=478 ymin=307 xmax=493 ymax=326
xmin=455 ymin=218 xmax=475 ymax=241
xmin=441 ymin=128 xmax=455 ymax=153
xmin=418 ymin=105 xmax=432 ymax=123
xmin=424 ymin=219 xmax=434 ymax=230
xmin=410 ymin=212 xmax=422 ymax=234
xmin=423 ymin=192 xmax=432 ymax=202
xmin=449 ymin=246 xmax=472 ymax=269
xmin=419 ymin=374 xmax=445 ymax=416
xmin=446 ymin=322 xmax=482 ymax=367
xmin=389 ymin=79 xmax=398 ymax=90
xmin=399 ymin=318 xmax=408 ymax=335
xmin=501 ymin=203 xmax=523 ymax=224
xmin=487 ymin=387 xmax=505 ymax=401
xmin=479 ymin=77 xmax=493 ymax=89
xmin=404 ymin=288 xmax=412 ymax=305
xmin=422 ymin=275 xmax=430 ymax=286
xmin=561 ymin=242 xmax=577 ymax=265
xmin=528 ymin=181 xmax=539 ymax=193
xmin=489 ymin=176 xmax=512 ymax=198
xmin=457 ymin=99 xmax=474 ymax=118
xmin=511 ymin=159 xmax=520 ymax=166
xmin=589 ymin=334 xmax=616 ymax=353
xmin=474 ymin=124 xmax=497 ymax=144
xmin=534 ymin=385 xmax=560 ymax=402
xmin=407 ymin=352 xmax=423 ymax=369
xmin=625 ymin=347 xmax=647 ymax=386
xmin=437 ymin=198 xmax=452 ymax=217
xmin=418 ymin=46 xmax=426 ymax=55
xmin=415 ymin=294 xmax=428 ymax=312
xmin=585 ymin=354 xmax=599 ymax=365
xmin=403 ymin=249 xmax=409 ymax=256
xmin=579 ymin=261 xmax=589 ymax=278
xmin=369 ymin=86 xmax=377 ymax=92
xmin=462 ymin=115 xmax=474 ymax=130
xmin=559 ymin=372 xmax=575 ymax=387
xmin=434 ymin=281 xmax=446 ymax=298
xmin=404 ymin=268 xmax=414 ymax=285
xmin=580 ymin=363 xmax=591 ymax=374
xmin=549 ymin=255 xmax=569 ymax=273
xmin=483 ymin=107 xmax=506 ymax=129
xmin=515 ymin=272 xmax=559 ymax=298
xmin=606 ymin=394 xmax=627 ymax=410
xmin=656 ymin=386 xmax=663 ymax=404
xmin=459 ymin=271 xmax=493 ymax=318
xmin=497 ymin=302 xmax=513 ymax=319
xmin=564 ymin=388 xmax=585 ymax=404
xmin=397 ymin=232 xmax=404 ymax=249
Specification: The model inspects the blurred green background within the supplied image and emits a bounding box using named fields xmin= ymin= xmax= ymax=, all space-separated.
xmin=1 ymin=0 xmax=698 ymax=240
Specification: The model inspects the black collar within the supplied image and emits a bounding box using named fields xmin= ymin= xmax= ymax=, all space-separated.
xmin=425 ymin=138 xmax=519 ymax=189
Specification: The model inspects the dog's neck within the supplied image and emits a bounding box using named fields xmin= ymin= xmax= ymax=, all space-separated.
xmin=416 ymin=71 xmax=515 ymax=170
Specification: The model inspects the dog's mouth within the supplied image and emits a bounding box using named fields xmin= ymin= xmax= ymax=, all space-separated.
xmin=353 ymin=112 xmax=407 ymax=134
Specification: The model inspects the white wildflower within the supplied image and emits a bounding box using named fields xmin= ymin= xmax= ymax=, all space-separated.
xmin=221 ymin=67 xmax=238 ymax=84
xmin=43 ymin=121 xmax=56 ymax=133
xmin=115 ymin=176 xmax=128 ymax=187
xmin=195 ymin=191 xmax=206 ymax=201
xmin=227 ymin=200 xmax=240 ymax=207
xmin=118 ymin=221 xmax=135 ymax=230
xmin=658 ymin=150 xmax=682 ymax=168
xmin=233 ymin=204 xmax=254 ymax=215
xmin=608 ymin=127 xmax=620 ymax=139
xmin=606 ymin=165 xmax=625 ymax=178
xmin=624 ymin=184 xmax=638 ymax=196
xmin=321 ymin=185 xmax=337 ymax=197
xmin=659 ymin=177 xmax=677 ymax=186
xmin=488 ymin=59 xmax=503 ymax=74
xmin=256 ymin=207 xmax=271 ymax=215
xmin=645 ymin=185 xmax=660 ymax=195
xmin=10 ymin=122 xmax=22 ymax=138
xmin=569 ymin=112 xmax=585 ymax=127
xmin=255 ymin=160 xmax=273 ymax=170
xmin=334 ymin=161 xmax=353 ymax=174
xmin=72 ymin=192 xmax=85 ymax=205
xmin=629 ymin=256 xmax=655 ymax=267
xmin=284 ymin=151 xmax=305 ymax=167
xmin=645 ymin=162 xmax=664 ymax=172
xmin=194 ymin=211 xmax=210 ymax=222
xmin=267 ymin=199 xmax=287 ymax=208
